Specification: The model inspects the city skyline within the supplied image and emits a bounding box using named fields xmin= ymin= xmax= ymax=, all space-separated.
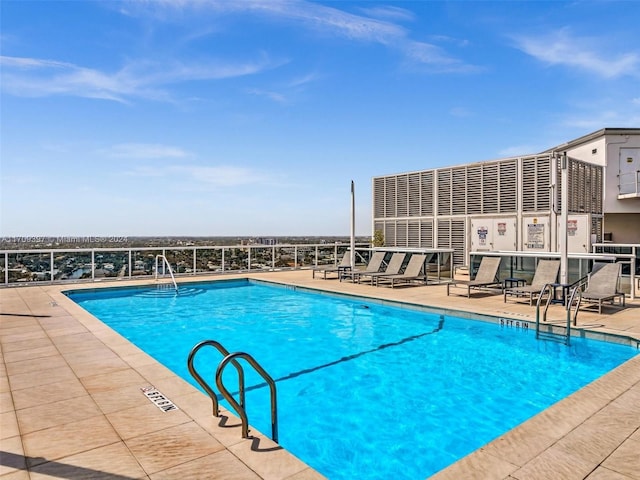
xmin=2 ymin=1 xmax=639 ymax=237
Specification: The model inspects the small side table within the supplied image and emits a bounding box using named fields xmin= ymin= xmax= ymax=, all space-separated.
xmin=338 ymin=266 xmax=352 ymax=282
xmin=550 ymin=283 xmax=571 ymax=305
xmin=504 ymin=277 xmax=526 ymax=289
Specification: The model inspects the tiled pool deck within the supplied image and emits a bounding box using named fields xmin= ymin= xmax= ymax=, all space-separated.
xmin=1 ymin=271 xmax=639 ymax=480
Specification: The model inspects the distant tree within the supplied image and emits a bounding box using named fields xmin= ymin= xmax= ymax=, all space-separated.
xmin=372 ymin=230 xmax=384 ymax=247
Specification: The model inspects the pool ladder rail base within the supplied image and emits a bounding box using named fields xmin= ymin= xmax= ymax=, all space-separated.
xmin=187 ymin=340 xmax=278 ymax=443
xmin=535 ymin=283 xmax=583 ymax=346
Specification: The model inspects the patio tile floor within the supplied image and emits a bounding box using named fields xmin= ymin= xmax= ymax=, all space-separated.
xmin=1 ymin=270 xmax=638 ymax=479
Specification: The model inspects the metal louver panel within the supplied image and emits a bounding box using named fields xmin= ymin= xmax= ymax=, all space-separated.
xmin=384 ymin=222 xmax=396 ymax=247
xmin=452 ymin=167 xmax=467 ymax=215
xmin=397 ymin=175 xmax=408 ymax=217
xmin=373 ymin=178 xmax=385 ymax=218
xmin=384 ymin=177 xmax=396 ymax=218
xmin=451 ymin=220 xmax=466 ymax=266
xmin=436 ymin=219 xmax=466 ymax=265
xmin=499 ymin=161 xmax=517 ymax=212
xmin=408 ymin=173 xmax=421 ymax=216
xmin=522 ymin=156 xmax=551 ymax=212
xmin=421 ymin=220 xmax=434 ymax=248
xmin=437 ymin=170 xmax=452 ymax=216
xmin=396 ymin=220 xmax=408 ymax=247
xmin=467 ymin=165 xmax=482 ymax=214
xmin=483 ymin=163 xmax=499 ymax=214
xmin=522 ymin=158 xmax=538 ymax=211
xmin=566 ymin=159 xmax=603 ymax=214
xmin=421 ymin=171 xmax=434 ymax=216
xmin=408 ymin=221 xmax=420 ymax=247
xmin=437 ymin=219 xmax=451 ymax=248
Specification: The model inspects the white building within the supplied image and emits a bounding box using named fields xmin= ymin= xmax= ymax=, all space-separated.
xmin=372 ymin=128 xmax=640 ymax=267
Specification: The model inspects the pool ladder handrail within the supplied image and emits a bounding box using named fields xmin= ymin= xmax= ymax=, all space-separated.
xmin=187 ymin=340 xmax=245 ymax=417
xmin=216 ymin=352 xmax=278 ymax=443
xmin=187 ymin=340 xmax=278 ymax=442
xmin=155 ymin=254 xmax=178 ymax=292
xmin=535 ymin=283 xmax=582 ymax=346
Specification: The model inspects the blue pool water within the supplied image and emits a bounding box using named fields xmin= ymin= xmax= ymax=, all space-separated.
xmin=68 ymin=280 xmax=638 ymax=480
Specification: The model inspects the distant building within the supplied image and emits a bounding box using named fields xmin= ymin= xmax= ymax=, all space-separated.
xmin=256 ymin=237 xmax=277 ymax=246
xmin=372 ymin=128 xmax=640 ymax=266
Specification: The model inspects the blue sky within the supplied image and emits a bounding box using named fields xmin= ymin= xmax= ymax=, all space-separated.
xmin=1 ymin=1 xmax=639 ymax=237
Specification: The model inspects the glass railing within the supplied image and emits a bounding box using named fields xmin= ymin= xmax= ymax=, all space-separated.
xmin=470 ymin=243 xmax=639 ymax=299
xmin=0 ymin=243 xmax=371 ymax=287
xmin=618 ymin=171 xmax=640 ymax=196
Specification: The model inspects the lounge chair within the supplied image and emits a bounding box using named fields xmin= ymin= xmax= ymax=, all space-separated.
xmin=503 ymin=259 xmax=560 ymax=305
xmin=341 ymin=251 xmax=386 ymax=282
xmin=447 ymin=256 xmax=501 ymax=297
xmin=580 ymin=262 xmax=625 ymax=314
xmin=312 ymin=251 xmax=351 ymax=279
xmin=376 ymin=254 xmax=427 ymax=288
xmin=357 ymin=252 xmax=406 ymax=284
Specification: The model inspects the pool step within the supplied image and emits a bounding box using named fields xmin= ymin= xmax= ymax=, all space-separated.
xmin=134 ymin=287 xmax=206 ymax=298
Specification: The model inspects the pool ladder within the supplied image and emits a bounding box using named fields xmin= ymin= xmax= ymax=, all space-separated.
xmin=535 ymin=283 xmax=582 ymax=346
xmin=155 ymin=255 xmax=178 ymax=292
xmin=187 ymin=340 xmax=278 ymax=442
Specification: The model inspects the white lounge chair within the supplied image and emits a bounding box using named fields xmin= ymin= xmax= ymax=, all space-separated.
xmin=357 ymin=253 xmax=406 ymax=284
xmin=376 ymin=254 xmax=427 ymax=288
xmin=342 ymin=251 xmax=386 ymax=282
xmin=447 ymin=256 xmax=502 ymax=297
xmin=504 ymin=259 xmax=560 ymax=305
xmin=580 ymin=263 xmax=625 ymax=314
xmin=312 ymin=251 xmax=351 ymax=279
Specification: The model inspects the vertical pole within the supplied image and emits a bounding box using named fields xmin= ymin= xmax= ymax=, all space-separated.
xmin=560 ymin=152 xmax=569 ymax=285
xmin=350 ymin=180 xmax=356 ymax=269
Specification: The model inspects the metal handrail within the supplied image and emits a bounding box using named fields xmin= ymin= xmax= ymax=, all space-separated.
xmin=216 ymin=352 xmax=278 ymax=442
xmin=567 ymin=284 xmax=582 ymax=328
xmin=535 ymin=282 xmax=584 ymax=345
xmin=155 ymin=254 xmax=178 ymax=292
xmin=535 ymin=283 xmax=554 ymax=335
xmin=187 ymin=340 xmax=245 ymax=417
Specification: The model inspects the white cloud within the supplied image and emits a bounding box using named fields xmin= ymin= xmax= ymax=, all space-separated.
xmin=246 ymin=88 xmax=287 ymax=103
xmin=449 ymin=107 xmax=473 ymax=118
xmin=107 ymin=143 xmax=190 ymax=159
xmin=0 ymin=54 xmax=278 ymax=102
xmin=357 ymin=5 xmax=416 ymax=23
xmin=131 ymin=0 xmax=473 ymax=71
xmin=126 ymin=164 xmax=272 ymax=187
xmin=512 ymin=28 xmax=640 ymax=79
xmin=561 ymin=110 xmax=640 ymax=131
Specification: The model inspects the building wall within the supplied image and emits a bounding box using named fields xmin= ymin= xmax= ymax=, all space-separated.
xmin=603 ymin=213 xmax=640 ymax=243
xmin=370 ymin=132 xmax=632 ymax=265
xmin=371 ymin=129 xmax=640 ymax=265
xmin=564 ymin=132 xmax=640 ymax=214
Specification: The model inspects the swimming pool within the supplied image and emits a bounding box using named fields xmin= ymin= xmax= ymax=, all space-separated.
xmin=68 ymin=280 xmax=638 ymax=480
